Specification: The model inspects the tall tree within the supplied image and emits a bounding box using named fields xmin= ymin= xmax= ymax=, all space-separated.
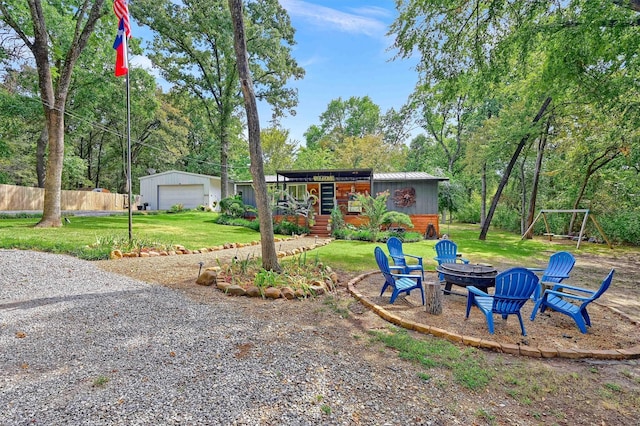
xmin=392 ymin=0 xmax=640 ymax=239
xmin=133 ymin=0 xmax=303 ymax=200
xmin=413 ymin=86 xmax=470 ymax=174
xmin=309 ymin=96 xmax=382 ymax=151
xmin=0 ymin=66 xmax=41 ymax=186
xmin=0 ymin=0 xmax=107 ymax=227
xmin=479 ymin=97 xmax=552 ymax=240
xmin=333 ymin=134 xmax=407 ymax=171
xmin=228 ymin=0 xmax=279 ymax=271
xmin=260 ymin=127 xmax=296 ymax=174
xmin=524 ymin=116 xmax=553 ymax=238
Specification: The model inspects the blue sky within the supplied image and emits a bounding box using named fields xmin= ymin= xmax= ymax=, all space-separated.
xmin=266 ymin=0 xmax=418 ymax=144
xmin=131 ymin=1 xmax=418 ymax=146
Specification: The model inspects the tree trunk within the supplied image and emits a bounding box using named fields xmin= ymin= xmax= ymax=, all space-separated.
xmin=228 ymin=0 xmax=280 ymax=272
xmin=524 ymin=118 xmax=550 ymax=238
xmin=220 ymin=135 xmax=229 ymax=199
xmin=519 ymin=155 xmax=527 ymax=235
xmin=568 ymin=146 xmax=621 ymax=232
xmin=425 ymin=282 xmax=443 ymax=315
xmin=480 ymin=162 xmax=486 ymax=228
xmin=614 ymin=0 xmax=640 ymax=12
xmin=95 ymin=133 xmax=105 ymax=189
xmin=6 ymin=0 xmax=108 ymax=227
xmin=38 ymin=108 xmax=65 ymax=227
xmin=36 ymin=126 xmax=47 ymax=188
xmin=479 ymin=97 xmax=552 ymax=240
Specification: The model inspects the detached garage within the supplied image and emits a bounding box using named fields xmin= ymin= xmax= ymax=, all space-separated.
xmin=139 ymin=170 xmax=225 ymax=211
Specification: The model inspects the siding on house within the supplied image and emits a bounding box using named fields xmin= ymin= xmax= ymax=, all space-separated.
xmin=373 ymin=180 xmax=439 ymax=215
xmin=235 ymin=182 xmax=258 ymax=209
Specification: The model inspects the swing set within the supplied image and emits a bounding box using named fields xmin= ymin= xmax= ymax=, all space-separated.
xmin=521 ymin=209 xmax=612 ymax=249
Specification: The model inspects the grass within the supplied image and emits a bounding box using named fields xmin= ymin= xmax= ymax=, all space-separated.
xmin=322 ymin=296 xmax=351 ymax=318
xmin=0 ymin=211 xmax=276 ymax=260
xmin=317 ymin=221 xmax=632 ymax=273
xmin=369 ymin=327 xmax=492 ymax=390
xmin=476 ymin=408 xmax=496 ymax=425
xmin=314 ymin=223 xmax=581 ymax=273
xmin=92 ymin=375 xmax=109 ymax=388
xmin=1 ymin=211 xmax=628 ymax=265
xmin=368 ymin=326 xmax=640 ymax=412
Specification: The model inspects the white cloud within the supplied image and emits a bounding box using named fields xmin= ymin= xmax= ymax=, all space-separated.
xmin=130 ymin=54 xmax=154 ymax=72
xmin=130 ymin=54 xmax=172 ymax=90
xmin=280 ymin=0 xmax=387 ymax=37
xmin=298 ymin=53 xmax=325 ymax=68
xmin=348 ymin=6 xmax=391 ymax=19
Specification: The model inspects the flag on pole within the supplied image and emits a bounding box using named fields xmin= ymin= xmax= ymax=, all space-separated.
xmin=113 ymin=0 xmax=131 ymax=77
xmin=113 ymin=0 xmax=131 ymax=38
xmin=113 ymin=19 xmax=128 ymax=77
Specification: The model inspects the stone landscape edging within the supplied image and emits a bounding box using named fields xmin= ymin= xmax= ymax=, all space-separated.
xmin=110 ymin=234 xmax=316 ymax=259
xmin=347 ymin=271 xmax=640 ymax=360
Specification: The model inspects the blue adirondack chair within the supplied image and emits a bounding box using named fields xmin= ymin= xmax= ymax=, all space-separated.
xmin=530 ymin=269 xmax=615 ymax=334
xmin=529 ymin=251 xmax=576 ymax=300
xmin=374 ymin=246 xmax=425 ymax=305
xmin=434 ymin=240 xmax=469 ymax=280
xmin=465 ymin=267 xmax=539 ymax=336
xmin=387 ymin=236 xmax=424 ymax=279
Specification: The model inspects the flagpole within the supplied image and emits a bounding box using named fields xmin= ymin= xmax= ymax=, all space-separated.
xmin=125 ymin=38 xmax=133 ymax=242
xmin=113 ymin=0 xmax=133 ymax=241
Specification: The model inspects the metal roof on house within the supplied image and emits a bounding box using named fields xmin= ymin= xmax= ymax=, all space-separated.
xmin=235 ymin=170 xmax=448 ymax=184
xmin=276 ymin=168 xmax=373 ymax=180
xmin=373 ymin=172 xmax=448 ymax=181
xmin=235 ymin=175 xmax=278 ymax=184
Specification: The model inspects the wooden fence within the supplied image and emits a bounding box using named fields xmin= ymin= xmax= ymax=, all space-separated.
xmin=0 ymin=184 xmax=126 ymax=211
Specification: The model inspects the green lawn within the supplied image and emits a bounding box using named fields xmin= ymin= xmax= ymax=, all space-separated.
xmin=0 ymin=211 xmax=265 ymax=260
xmin=0 ymin=211 xmax=625 ymax=266
xmin=312 ymin=222 xmax=624 ymax=273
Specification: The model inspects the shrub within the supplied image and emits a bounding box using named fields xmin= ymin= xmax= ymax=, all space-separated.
xmin=492 ymin=207 xmax=521 ymax=233
xmin=219 ymin=195 xmax=255 ymax=218
xmin=274 ymin=219 xmax=309 ymax=236
xmin=600 ymin=210 xmax=640 ymax=245
xmin=272 ymin=189 xmax=317 ymax=227
xmin=330 ymin=228 xmax=423 ymax=243
xmin=214 ymin=214 xmax=260 ymax=231
xmin=330 ymin=206 xmax=346 ymax=238
xmin=382 ymin=211 xmax=414 ymax=230
xmin=456 ymin=197 xmax=481 ymax=224
xmin=331 ymin=228 xmax=351 ymax=240
xmin=169 ymin=203 xmax=185 ymax=213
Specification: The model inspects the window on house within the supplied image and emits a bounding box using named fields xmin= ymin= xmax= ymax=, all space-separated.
xmin=287 ymin=184 xmax=307 ymax=200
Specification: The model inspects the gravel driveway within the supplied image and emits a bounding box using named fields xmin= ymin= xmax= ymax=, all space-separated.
xmin=1 ymin=249 xmax=461 ymax=425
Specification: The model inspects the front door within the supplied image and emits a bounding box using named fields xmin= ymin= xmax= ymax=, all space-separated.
xmin=320 ymin=183 xmax=335 ymax=215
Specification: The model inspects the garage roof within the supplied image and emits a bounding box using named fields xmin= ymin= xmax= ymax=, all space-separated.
xmin=139 ymin=170 xmax=220 ymax=181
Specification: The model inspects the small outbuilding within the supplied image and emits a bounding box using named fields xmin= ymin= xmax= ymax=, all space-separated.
xmin=139 ymin=170 xmax=227 ymax=211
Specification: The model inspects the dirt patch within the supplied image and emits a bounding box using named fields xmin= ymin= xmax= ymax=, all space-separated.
xmin=355 ymin=270 xmax=639 ymax=353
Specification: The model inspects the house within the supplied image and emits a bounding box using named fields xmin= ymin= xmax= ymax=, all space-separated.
xmin=139 ymin=170 xmax=230 ymax=211
xmin=234 ymin=168 xmax=448 ymax=237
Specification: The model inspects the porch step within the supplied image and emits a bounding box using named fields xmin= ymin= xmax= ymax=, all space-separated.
xmin=310 ymin=215 xmax=331 ymax=237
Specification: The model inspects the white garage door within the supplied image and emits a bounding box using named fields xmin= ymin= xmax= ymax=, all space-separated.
xmin=158 ymin=184 xmax=204 ymax=210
